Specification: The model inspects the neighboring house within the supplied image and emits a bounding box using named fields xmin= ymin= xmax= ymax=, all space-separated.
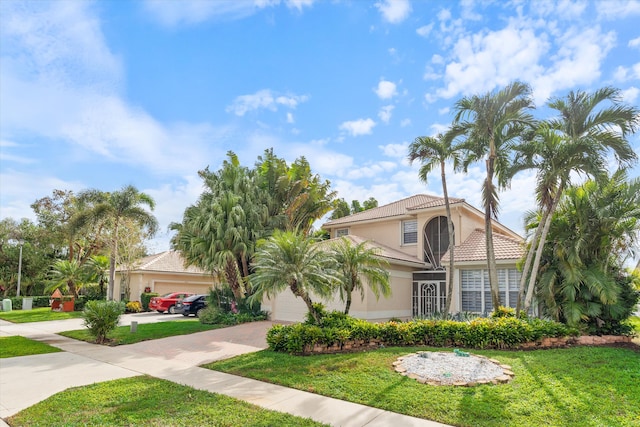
xmin=114 ymin=250 xmax=216 ymax=301
xmin=263 ymin=194 xmax=524 ymax=323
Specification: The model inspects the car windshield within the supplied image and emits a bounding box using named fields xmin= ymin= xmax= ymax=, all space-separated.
xmin=183 ymin=294 xmax=205 ymax=302
xmin=160 ymin=293 xmax=174 ymax=298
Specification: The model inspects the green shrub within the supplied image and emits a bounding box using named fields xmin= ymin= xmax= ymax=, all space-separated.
xmin=140 ymin=293 xmax=158 ymax=311
xmin=491 ymin=306 xmax=516 ymax=318
xmin=266 ymin=314 xmax=579 ymax=354
xmin=82 ymin=300 xmax=125 ymax=344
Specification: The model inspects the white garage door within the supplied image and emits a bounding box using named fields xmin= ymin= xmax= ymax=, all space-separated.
xmin=154 ymin=282 xmax=212 ymax=296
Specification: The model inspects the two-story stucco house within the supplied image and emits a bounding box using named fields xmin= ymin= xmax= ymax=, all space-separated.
xmin=262 ymin=194 xmax=524 ymax=323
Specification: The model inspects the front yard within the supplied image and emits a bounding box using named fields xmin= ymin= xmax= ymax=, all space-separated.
xmin=205 ymin=345 xmax=640 ymax=427
xmin=0 ymin=307 xmax=83 ymax=323
xmin=7 ymin=376 xmax=327 ymax=427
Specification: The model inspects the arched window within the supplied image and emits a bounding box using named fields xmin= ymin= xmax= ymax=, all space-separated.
xmin=423 ymin=216 xmax=452 ymax=269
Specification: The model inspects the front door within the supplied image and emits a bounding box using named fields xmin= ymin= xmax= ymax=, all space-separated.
xmin=413 ymin=281 xmax=443 ymax=317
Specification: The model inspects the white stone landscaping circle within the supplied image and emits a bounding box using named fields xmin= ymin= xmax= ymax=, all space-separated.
xmin=393 ymin=351 xmax=515 ymax=386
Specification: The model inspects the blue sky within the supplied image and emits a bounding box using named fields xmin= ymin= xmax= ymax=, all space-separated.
xmin=1 ymin=0 xmax=639 ymax=256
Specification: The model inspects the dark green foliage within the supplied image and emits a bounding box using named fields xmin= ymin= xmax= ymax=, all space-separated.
xmin=266 ymin=312 xmax=576 ymax=353
xmin=140 ymin=292 xmax=158 ymax=311
xmin=82 ymin=300 xmax=125 ymax=343
xmin=8 ymin=296 xmax=51 ymax=310
xmin=198 ymin=305 xmax=267 ymax=325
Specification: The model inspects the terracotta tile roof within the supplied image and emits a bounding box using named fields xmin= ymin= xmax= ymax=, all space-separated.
xmin=442 ymin=229 xmax=524 ymax=263
xmin=323 ymin=194 xmax=465 ymax=227
xmin=321 ymin=235 xmax=426 ymax=267
xmin=124 ymin=250 xmax=208 ymax=274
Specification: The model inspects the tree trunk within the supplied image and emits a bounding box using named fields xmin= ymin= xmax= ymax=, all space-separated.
xmin=484 ymin=160 xmax=500 ymax=311
xmin=523 ymin=189 xmax=563 ymax=314
xmin=108 ymin=225 xmax=118 ymax=301
xmin=224 ymin=257 xmax=244 ymax=301
xmin=442 ymin=161 xmax=455 ymax=314
xmin=344 ymin=293 xmax=352 ymax=314
xmin=515 ymin=208 xmax=549 ymax=315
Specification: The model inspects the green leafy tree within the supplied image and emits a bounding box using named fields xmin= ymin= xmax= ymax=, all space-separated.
xmin=362 ymin=197 xmax=378 ymax=210
xmin=408 ymin=130 xmax=460 ymax=312
xmin=85 ymin=255 xmax=109 ymax=298
xmin=330 ymin=197 xmax=379 ymax=220
xmin=453 ymin=81 xmax=535 ymax=309
xmin=331 ymin=237 xmax=390 ymax=314
xmin=534 ymin=172 xmax=640 ymax=329
xmin=75 ymin=186 xmax=158 ymax=300
xmin=249 ymin=230 xmax=340 ymax=324
xmin=172 ymin=152 xmax=262 ymax=300
xmin=517 ymin=87 xmax=638 ymax=314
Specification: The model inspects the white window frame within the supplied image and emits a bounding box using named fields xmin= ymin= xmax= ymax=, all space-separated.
xmin=460 ymin=268 xmax=521 ymax=313
xmin=401 ymin=219 xmax=418 ymax=245
xmin=335 ymin=228 xmax=349 ymax=238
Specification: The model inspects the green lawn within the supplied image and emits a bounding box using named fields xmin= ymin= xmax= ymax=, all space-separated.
xmin=7 ymin=376 xmax=327 ymax=427
xmin=59 ymin=319 xmax=226 ymax=345
xmin=0 ymin=336 xmax=63 ymax=358
xmin=0 ymin=307 xmax=84 ymax=323
xmin=205 ymin=346 xmax=640 ymax=427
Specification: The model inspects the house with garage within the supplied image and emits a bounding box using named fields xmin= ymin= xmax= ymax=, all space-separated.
xmin=114 ymin=250 xmax=216 ymax=301
xmin=263 ymin=194 xmax=524 ymax=323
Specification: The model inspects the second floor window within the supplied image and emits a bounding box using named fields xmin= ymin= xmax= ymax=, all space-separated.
xmin=402 ymin=219 xmax=418 ymax=245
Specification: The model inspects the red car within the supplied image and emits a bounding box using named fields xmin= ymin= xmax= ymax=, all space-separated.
xmin=149 ymin=292 xmax=193 ymax=314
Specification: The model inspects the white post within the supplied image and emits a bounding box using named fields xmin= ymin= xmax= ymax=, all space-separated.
xmin=16 ymin=241 xmax=23 ymax=298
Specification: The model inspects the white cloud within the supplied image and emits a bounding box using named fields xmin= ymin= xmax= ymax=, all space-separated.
xmin=379 ymin=142 xmax=409 ymax=158
xmin=374 ymin=80 xmax=398 ymax=99
xmin=226 ymin=90 xmax=308 ymax=116
xmin=339 ymin=118 xmax=376 ymax=136
xmin=630 ymin=36 xmax=640 ymax=49
xmin=375 ymin=0 xmax=412 ymax=24
xmin=286 ymin=0 xmax=316 ymax=11
xmin=345 ymin=161 xmax=397 ymax=180
xmin=400 ymin=118 xmax=412 ymax=127
xmin=416 ymin=24 xmax=434 ymax=37
xmin=531 ymin=27 xmax=616 ymax=103
xmin=437 ymin=25 xmax=549 ymax=99
xmin=438 ymin=107 xmax=450 ymax=115
xmin=143 ymin=0 xmax=269 ymax=27
xmin=595 ymin=0 xmax=640 ymax=20
xmin=378 ymin=105 xmax=395 ymax=124
xmin=286 ymin=112 xmax=295 ymax=123
xmin=621 ymin=86 xmax=639 ymax=103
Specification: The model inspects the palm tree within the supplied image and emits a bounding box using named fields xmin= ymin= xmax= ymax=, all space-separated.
xmin=47 ymin=259 xmax=85 ymax=297
xmin=534 ymin=172 xmax=640 ymax=326
xmin=453 ymin=81 xmax=536 ymax=310
xmin=518 ymin=87 xmax=638 ymax=314
xmin=76 ymin=186 xmax=158 ymax=300
xmin=331 ymin=237 xmax=391 ymax=314
xmin=85 ymin=255 xmax=109 ymax=297
xmin=249 ymin=230 xmax=340 ymax=324
xmin=171 ymin=153 xmax=261 ymax=300
xmin=407 ymin=130 xmax=460 ymax=312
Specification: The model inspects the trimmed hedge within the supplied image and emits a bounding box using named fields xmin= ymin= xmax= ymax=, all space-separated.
xmin=266 ymin=313 xmax=578 ymax=354
xmin=140 ymin=293 xmax=159 ymax=311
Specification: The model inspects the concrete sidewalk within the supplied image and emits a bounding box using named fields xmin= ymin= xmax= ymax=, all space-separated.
xmin=0 ymin=317 xmax=449 ymax=427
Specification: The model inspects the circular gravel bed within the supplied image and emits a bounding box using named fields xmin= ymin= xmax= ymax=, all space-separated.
xmin=393 ymin=351 xmax=515 ymax=386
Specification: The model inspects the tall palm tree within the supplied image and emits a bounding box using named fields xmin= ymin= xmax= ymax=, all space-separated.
xmin=249 ymin=230 xmax=340 ymax=324
xmin=407 ymin=130 xmax=460 ymax=312
xmin=453 ymin=81 xmax=535 ymax=309
xmin=77 ymin=186 xmax=158 ymax=300
xmin=171 ymin=153 xmax=261 ymax=300
xmin=519 ymin=87 xmax=638 ymax=314
xmin=331 ymin=237 xmax=391 ymax=314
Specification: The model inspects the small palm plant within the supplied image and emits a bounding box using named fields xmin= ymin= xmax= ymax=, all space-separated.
xmin=82 ymin=300 xmax=125 ymax=344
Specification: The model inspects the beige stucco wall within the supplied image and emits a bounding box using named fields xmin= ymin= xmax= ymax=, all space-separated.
xmin=347 ymin=220 xmax=418 ymax=258
xmin=263 ymin=265 xmax=415 ymax=323
xmin=114 ymin=270 xmax=216 ymax=302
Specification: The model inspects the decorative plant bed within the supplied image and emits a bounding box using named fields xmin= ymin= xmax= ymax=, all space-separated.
xmin=393 ymin=350 xmax=515 ymax=386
